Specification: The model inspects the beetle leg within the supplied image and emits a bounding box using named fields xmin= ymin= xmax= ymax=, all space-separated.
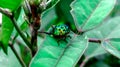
xmin=67 ymin=35 xmax=71 ymax=39
xmin=57 ymin=39 xmax=61 ymax=46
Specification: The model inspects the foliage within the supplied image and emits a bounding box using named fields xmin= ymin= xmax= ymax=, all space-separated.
xmin=0 ymin=0 xmax=120 ymax=67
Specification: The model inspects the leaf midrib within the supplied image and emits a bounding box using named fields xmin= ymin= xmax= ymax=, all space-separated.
xmin=101 ymin=41 xmax=120 ymax=59
xmin=81 ymin=0 xmax=102 ymax=29
xmin=105 ymin=23 xmax=120 ymax=39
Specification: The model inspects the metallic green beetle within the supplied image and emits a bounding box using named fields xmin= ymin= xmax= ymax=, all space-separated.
xmin=50 ymin=24 xmax=71 ymax=45
xmin=39 ymin=24 xmax=71 ymax=44
xmin=51 ymin=24 xmax=70 ymax=39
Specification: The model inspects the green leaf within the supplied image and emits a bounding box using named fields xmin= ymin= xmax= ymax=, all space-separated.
xmin=0 ymin=0 xmax=23 ymax=11
xmin=30 ymin=35 xmax=88 ymax=67
xmin=71 ymin=0 xmax=116 ymax=31
xmin=84 ymin=42 xmax=106 ymax=58
xmin=0 ymin=15 xmax=14 ymax=54
xmin=101 ymin=41 xmax=120 ymax=59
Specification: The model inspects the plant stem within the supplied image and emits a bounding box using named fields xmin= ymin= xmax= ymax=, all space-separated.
xmin=30 ymin=26 xmax=38 ymax=56
xmin=9 ymin=42 xmax=26 ymax=67
xmin=29 ymin=3 xmax=41 ymax=56
xmin=80 ymin=57 xmax=89 ymax=67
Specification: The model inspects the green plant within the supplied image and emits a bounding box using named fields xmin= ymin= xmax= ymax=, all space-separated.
xmin=0 ymin=0 xmax=120 ymax=67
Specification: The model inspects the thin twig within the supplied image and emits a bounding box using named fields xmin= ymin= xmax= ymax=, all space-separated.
xmin=11 ymin=16 xmax=32 ymax=48
xmin=46 ymin=0 xmax=52 ymax=6
xmin=79 ymin=38 xmax=101 ymax=67
xmin=9 ymin=42 xmax=26 ymax=67
xmin=80 ymin=57 xmax=89 ymax=67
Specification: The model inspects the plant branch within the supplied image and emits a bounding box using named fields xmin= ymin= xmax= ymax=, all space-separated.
xmin=0 ymin=8 xmax=12 ymax=17
xmin=88 ymin=38 xmax=101 ymax=43
xmin=9 ymin=42 xmax=26 ymax=67
xmin=0 ymin=7 xmax=32 ymax=54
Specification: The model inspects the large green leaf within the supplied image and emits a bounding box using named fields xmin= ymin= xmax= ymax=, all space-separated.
xmin=0 ymin=0 xmax=23 ymax=11
xmin=30 ymin=34 xmax=88 ymax=67
xmin=0 ymin=15 xmax=14 ymax=54
xmin=71 ymin=0 xmax=116 ymax=31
